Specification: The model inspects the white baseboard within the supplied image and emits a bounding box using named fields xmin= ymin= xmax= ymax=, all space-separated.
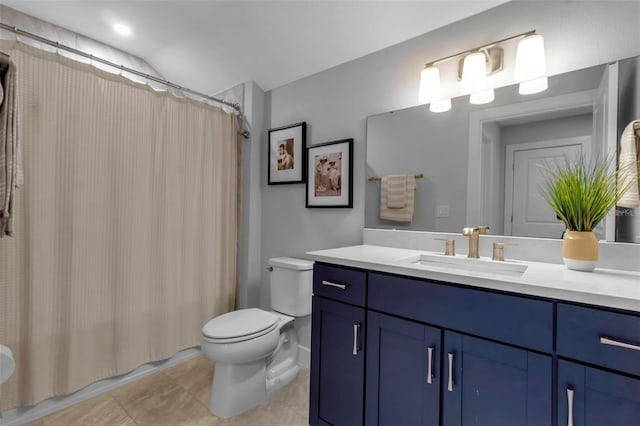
xmin=297 ymin=344 xmax=310 ymax=369
xmin=0 ymin=347 xmax=202 ymax=426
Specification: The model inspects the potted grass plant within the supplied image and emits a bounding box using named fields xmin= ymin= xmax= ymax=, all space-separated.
xmin=543 ymin=155 xmax=631 ymax=271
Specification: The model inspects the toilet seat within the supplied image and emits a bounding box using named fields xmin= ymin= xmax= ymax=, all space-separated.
xmin=202 ymin=308 xmax=279 ymax=344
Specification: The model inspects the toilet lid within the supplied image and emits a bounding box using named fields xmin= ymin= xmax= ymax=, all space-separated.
xmin=202 ymin=308 xmax=279 ymax=340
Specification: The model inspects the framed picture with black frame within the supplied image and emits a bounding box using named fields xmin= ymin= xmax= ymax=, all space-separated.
xmin=306 ymin=138 xmax=353 ymax=208
xmin=268 ymin=122 xmax=306 ymax=185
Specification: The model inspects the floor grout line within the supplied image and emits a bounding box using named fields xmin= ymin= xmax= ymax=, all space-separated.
xmin=164 ymin=369 xmax=219 ymax=422
xmin=107 ymin=392 xmax=139 ymax=426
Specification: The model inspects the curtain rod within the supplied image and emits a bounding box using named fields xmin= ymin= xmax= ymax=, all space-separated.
xmin=0 ymin=22 xmax=241 ymax=112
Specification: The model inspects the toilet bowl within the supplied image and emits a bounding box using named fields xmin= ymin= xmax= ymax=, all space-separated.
xmin=202 ymin=308 xmax=282 ymax=364
xmin=201 ymin=257 xmax=313 ymax=418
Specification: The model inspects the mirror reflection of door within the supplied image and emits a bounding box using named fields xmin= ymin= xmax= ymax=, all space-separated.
xmin=479 ymin=109 xmax=595 ymax=237
xmin=504 ymin=139 xmax=586 ymax=238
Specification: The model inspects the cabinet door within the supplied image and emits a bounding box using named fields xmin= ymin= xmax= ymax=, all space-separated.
xmin=365 ymin=311 xmax=441 ymax=426
xmin=558 ymin=360 xmax=640 ymax=426
xmin=310 ymin=296 xmax=365 ymax=426
xmin=443 ymin=331 xmax=551 ymax=426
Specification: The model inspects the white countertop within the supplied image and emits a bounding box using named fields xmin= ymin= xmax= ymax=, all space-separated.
xmin=307 ymin=245 xmax=640 ymax=313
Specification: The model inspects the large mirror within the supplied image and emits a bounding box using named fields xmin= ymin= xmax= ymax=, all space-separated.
xmin=366 ymin=56 xmax=639 ymax=243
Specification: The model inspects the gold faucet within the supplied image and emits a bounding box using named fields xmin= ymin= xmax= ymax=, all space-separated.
xmin=462 ymin=226 xmax=490 ymax=258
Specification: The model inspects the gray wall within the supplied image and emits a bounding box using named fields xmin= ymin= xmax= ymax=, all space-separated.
xmin=262 ymin=1 xmax=640 ymax=351
xmin=238 ymin=82 xmax=266 ymax=309
xmin=365 ymin=102 xmax=470 ymax=233
xmin=501 ymin=114 xmax=593 ymax=147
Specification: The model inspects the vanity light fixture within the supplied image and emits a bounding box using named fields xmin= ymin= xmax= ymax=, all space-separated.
xmin=461 ymin=51 xmax=495 ymax=105
xmin=419 ymin=66 xmax=452 ymax=112
xmin=460 ymin=51 xmax=488 ymax=94
xmin=429 ymin=98 xmax=452 ymax=113
xmin=469 ymin=89 xmax=495 ymax=105
xmin=518 ymin=77 xmax=548 ymax=95
xmin=418 ymin=66 xmax=441 ymax=103
xmin=417 ymin=30 xmax=546 ymax=111
xmin=514 ymin=34 xmax=547 ymax=94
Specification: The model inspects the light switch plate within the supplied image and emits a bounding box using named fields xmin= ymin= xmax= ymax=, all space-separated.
xmin=437 ymin=205 xmax=450 ymax=218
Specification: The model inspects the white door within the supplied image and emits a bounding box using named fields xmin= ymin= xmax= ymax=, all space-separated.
xmin=505 ymin=141 xmax=584 ymax=238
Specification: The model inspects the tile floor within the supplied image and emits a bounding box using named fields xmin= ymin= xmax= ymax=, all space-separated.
xmin=27 ymin=355 xmax=310 ymax=426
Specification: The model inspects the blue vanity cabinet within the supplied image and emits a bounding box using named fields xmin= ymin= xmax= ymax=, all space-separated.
xmin=367 ymin=272 xmax=553 ymax=426
xmin=557 ymin=304 xmax=640 ymax=377
xmin=557 ymin=360 xmax=640 ymax=426
xmin=310 ymin=261 xmax=640 ymax=426
xmin=443 ymin=331 xmax=552 ymax=426
xmin=365 ymin=311 xmax=441 ymax=426
xmin=367 ymin=273 xmax=554 ymax=353
xmin=310 ymin=264 xmax=367 ymax=426
xmin=556 ymin=304 xmax=640 ymax=425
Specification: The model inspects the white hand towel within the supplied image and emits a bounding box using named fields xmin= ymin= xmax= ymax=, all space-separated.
xmin=617 ymin=120 xmax=639 ymax=208
xmin=380 ymin=175 xmax=416 ymax=222
xmin=384 ymin=174 xmax=408 ymax=208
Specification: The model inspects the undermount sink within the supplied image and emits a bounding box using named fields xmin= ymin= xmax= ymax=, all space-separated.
xmin=398 ymin=252 xmax=528 ymax=277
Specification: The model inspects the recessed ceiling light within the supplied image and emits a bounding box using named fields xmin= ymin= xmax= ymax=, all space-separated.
xmin=113 ymin=23 xmax=132 ymax=37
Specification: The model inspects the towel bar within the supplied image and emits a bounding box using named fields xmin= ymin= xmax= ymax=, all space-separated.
xmin=368 ymin=173 xmax=424 ymax=182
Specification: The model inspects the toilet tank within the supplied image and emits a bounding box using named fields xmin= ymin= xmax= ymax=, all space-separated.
xmin=268 ymin=257 xmax=314 ymax=316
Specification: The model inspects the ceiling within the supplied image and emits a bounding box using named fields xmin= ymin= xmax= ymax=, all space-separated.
xmin=2 ymin=1 xmax=508 ymax=95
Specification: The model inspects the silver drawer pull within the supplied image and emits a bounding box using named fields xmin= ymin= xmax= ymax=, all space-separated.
xmin=567 ymin=388 xmax=574 ymax=426
xmin=427 ymin=346 xmax=434 ymax=385
xmin=322 ymin=280 xmax=347 ymax=290
xmin=447 ymin=352 xmax=454 ymax=392
xmin=600 ymin=336 xmax=640 ymax=352
xmin=352 ymin=323 xmax=360 ymax=355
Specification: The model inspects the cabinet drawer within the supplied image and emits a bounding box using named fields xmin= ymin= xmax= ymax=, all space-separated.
xmin=368 ymin=273 xmax=553 ymax=353
xmin=557 ymin=304 xmax=640 ymax=376
xmin=313 ymin=263 xmax=366 ymax=307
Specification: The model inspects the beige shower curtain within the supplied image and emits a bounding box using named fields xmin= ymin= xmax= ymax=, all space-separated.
xmin=0 ymin=42 xmax=239 ymax=410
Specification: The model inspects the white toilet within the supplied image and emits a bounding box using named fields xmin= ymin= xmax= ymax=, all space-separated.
xmin=201 ymin=257 xmax=314 ymax=418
